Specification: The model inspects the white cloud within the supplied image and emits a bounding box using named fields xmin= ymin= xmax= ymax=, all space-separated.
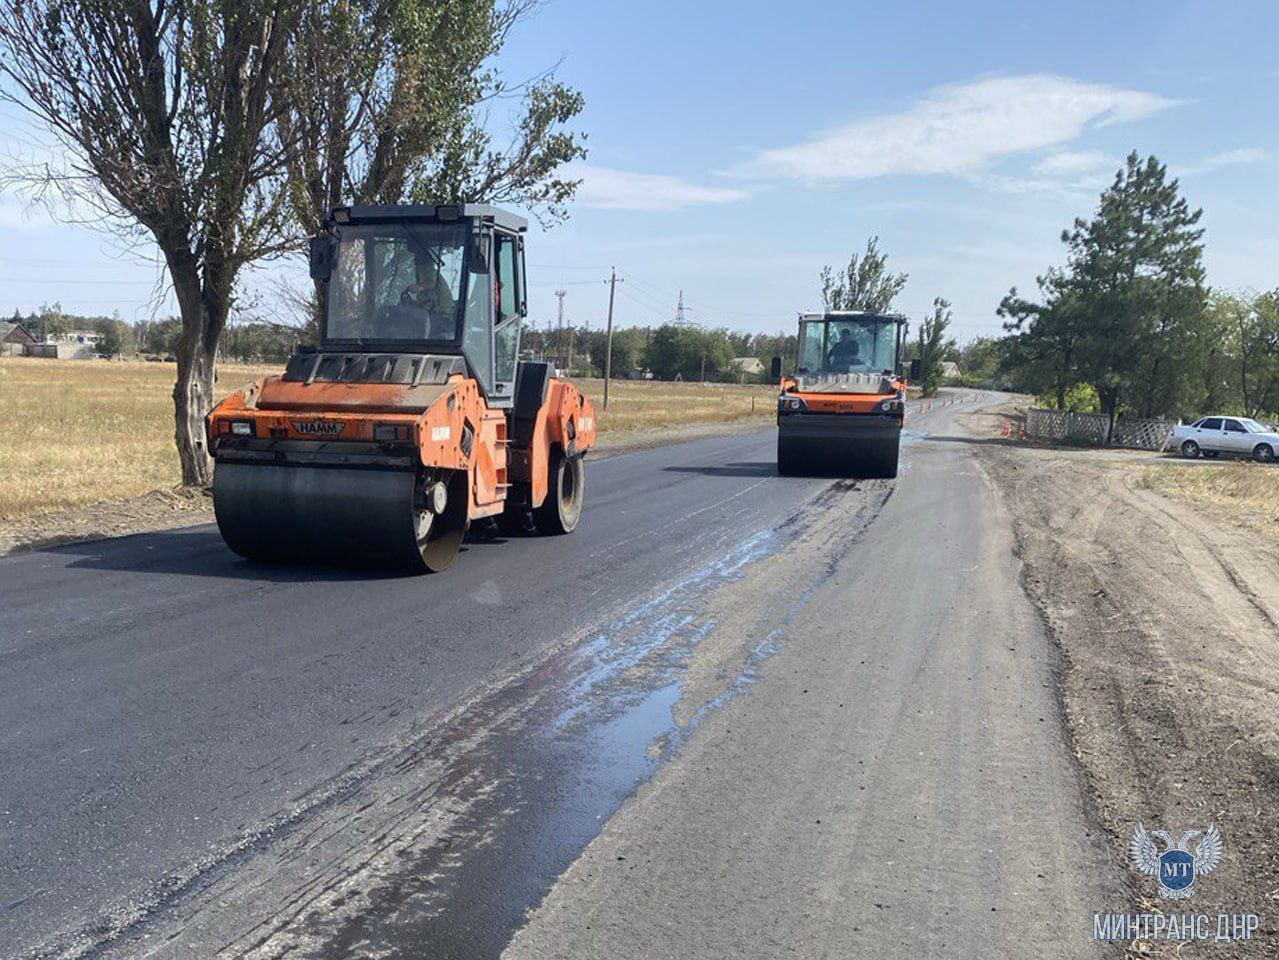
xmin=1032 ymin=150 xmax=1117 ymax=177
xmin=1173 ymin=147 xmax=1270 ymax=178
xmin=735 ymin=75 xmax=1177 ymax=183
xmin=1200 ymin=147 xmax=1267 ymax=167
xmin=567 ymin=164 xmax=751 ymax=211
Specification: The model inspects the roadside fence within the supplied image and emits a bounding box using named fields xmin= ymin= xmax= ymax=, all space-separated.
xmin=1025 ymin=408 xmax=1174 ymax=451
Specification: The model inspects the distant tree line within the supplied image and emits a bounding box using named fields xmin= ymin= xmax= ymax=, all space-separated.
xmin=523 ymin=323 xmax=798 ymax=383
xmin=8 ymin=303 xmax=308 ymax=363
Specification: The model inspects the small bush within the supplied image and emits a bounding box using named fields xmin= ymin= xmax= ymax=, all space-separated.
xmin=1036 ymin=382 xmax=1100 ymax=412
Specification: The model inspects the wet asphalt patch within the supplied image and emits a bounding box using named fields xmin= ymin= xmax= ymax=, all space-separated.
xmin=280 ymin=480 xmax=895 ymax=960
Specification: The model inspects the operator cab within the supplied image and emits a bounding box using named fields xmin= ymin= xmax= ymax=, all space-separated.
xmin=794 ymin=311 xmax=907 ymax=393
xmin=304 ymin=203 xmax=527 ymax=405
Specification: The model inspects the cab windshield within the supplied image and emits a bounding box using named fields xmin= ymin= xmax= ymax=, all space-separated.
xmin=326 ymin=222 xmax=469 ymax=343
xmin=799 ymin=317 xmax=898 ymax=374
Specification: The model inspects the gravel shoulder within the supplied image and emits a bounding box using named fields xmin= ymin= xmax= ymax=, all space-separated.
xmin=964 ymin=407 xmax=1279 ymax=955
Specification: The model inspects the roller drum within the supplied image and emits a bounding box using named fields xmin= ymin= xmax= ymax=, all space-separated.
xmin=213 ymin=463 xmax=467 ymax=571
xmin=777 ymin=414 xmax=900 ymax=479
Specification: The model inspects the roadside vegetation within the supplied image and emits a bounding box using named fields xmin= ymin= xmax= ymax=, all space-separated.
xmin=0 ymin=0 xmax=587 ymax=486
xmin=0 ymin=357 xmax=773 ymax=523
xmin=1137 ymin=462 xmax=1279 ymax=538
xmin=998 ymin=152 xmax=1279 ymax=432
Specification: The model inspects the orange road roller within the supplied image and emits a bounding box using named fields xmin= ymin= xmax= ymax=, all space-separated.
xmin=206 ymin=203 xmax=596 ymax=572
xmin=774 ymin=311 xmax=913 ymax=478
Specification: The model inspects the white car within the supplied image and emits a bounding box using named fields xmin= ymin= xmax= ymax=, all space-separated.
xmin=1169 ymin=416 xmax=1278 ymax=462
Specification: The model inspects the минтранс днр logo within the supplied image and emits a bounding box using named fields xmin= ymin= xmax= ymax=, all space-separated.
xmin=1130 ymin=822 xmax=1224 ymax=899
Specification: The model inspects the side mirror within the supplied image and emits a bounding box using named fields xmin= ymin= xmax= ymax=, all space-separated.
xmin=909 ymin=358 xmax=922 ymax=381
xmin=467 ymin=231 xmax=491 ymax=275
xmin=308 ymin=235 xmax=337 ymax=280
xmin=770 ymin=356 xmax=782 ymax=380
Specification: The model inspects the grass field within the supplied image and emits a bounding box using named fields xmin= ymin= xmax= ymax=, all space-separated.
xmin=0 ymin=357 xmax=773 ymax=522
xmin=1138 ymin=461 xmax=1279 ymax=538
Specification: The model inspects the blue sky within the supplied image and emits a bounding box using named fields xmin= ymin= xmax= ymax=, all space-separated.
xmin=2 ymin=0 xmax=1276 ymax=341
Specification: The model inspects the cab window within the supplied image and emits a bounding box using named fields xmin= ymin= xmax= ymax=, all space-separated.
xmin=1200 ymin=418 xmax=1222 ymax=431
xmin=492 ymin=233 xmax=522 ymax=398
xmin=1223 ymin=419 xmax=1245 ymax=432
xmin=495 ymin=234 xmax=518 ymax=323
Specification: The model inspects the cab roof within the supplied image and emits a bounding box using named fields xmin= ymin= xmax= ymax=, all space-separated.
xmin=329 ymin=203 xmax=528 ymax=233
xmin=799 ymin=310 xmax=908 ymax=323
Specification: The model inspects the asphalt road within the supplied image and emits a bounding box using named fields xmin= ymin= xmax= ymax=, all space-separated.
xmin=0 ymin=392 xmax=1114 ymax=959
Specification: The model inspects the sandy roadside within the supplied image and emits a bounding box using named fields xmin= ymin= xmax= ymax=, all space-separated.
xmin=964 ymin=406 xmax=1279 ymax=955
xmin=0 ymin=418 xmax=773 ymax=557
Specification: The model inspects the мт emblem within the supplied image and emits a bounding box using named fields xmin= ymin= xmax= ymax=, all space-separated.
xmin=1130 ymin=822 xmax=1224 ymax=899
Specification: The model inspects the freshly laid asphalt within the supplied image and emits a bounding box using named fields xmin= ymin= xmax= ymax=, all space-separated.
xmin=0 ymin=392 xmax=1113 ymax=959
xmin=2 ymin=417 xmax=830 ymax=956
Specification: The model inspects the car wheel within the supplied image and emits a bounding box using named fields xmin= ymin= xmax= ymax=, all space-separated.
xmin=1254 ymin=443 xmax=1276 ymax=463
xmin=1180 ymin=440 xmax=1200 ymax=459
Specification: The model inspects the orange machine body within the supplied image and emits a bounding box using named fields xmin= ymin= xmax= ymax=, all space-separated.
xmin=207 ymin=368 xmax=595 ymax=521
xmin=206 ymin=202 xmax=597 ymax=572
xmin=778 ymin=374 xmax=906 ymax=413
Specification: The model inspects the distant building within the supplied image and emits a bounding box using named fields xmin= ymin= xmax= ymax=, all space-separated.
xmin=730 ymin=356 xmax=766 ymax=383
xmin=25 ymin=330 xmax=103 ymax=360
xmin=0 ymin=320 xmax=37 ymax=356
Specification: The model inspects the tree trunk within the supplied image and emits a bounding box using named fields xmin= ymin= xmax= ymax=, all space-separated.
xmin=166 ymin=249 xmax=232 ymax=487
xmin=172 ymin=333 xmax=216 ymax=487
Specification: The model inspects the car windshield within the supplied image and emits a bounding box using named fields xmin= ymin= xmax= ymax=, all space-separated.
xmin=799 ymin=317 xmax=898 ymax=374
xmin=1237 ymin=418 xmax=1268 ymax=433
xmin=326 ymin=222 xmax=468 ymax=342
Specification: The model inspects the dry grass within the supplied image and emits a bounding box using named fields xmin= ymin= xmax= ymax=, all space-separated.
xmin=0 ymin=358 xmax=773 ymax=523
xmin=1137 ymin=461 xmax=1279 ymax=538
xmin=0 ymin=357 xmax=276 ymax=522
xmin=573 ymin=377 xmax=774 ymax=439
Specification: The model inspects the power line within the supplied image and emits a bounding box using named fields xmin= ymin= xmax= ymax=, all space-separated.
xmin=615 ymin=285 xmax=670 ymax=317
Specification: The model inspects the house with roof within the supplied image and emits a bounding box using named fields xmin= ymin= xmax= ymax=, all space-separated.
xmin=0 ymin=319 xmax=37 ymax=356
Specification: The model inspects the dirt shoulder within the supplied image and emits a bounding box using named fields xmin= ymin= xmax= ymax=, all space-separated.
xmin=0 ymin=486 xmax=213 ymax=557
xmin=963 ymin=407 xmax=1279 ymax=953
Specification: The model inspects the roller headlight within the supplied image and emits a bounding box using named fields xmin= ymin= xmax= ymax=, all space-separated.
xmin=374 ymin=423 xmax=410 ymax=442
xmin=778 ymin=396 xmax=807 ymax=413
xmin=229 ymin=420 xmax=254 ymax=437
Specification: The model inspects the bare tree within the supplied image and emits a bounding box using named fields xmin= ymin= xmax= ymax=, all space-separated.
xmin=0 ymin=0 xmax=300 ymax=485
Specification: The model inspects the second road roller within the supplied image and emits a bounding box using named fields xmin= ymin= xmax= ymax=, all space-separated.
xmin=773 ymin=310 xmax=916 ymax=478
xmin=206 ymin=203 xmax=596 ymax=572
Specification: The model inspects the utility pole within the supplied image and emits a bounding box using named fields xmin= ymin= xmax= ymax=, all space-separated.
xmin=603 ymin=267 xmax=622 ymax=409
xmin=554 ymin=286 xmax=567 ymax=372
